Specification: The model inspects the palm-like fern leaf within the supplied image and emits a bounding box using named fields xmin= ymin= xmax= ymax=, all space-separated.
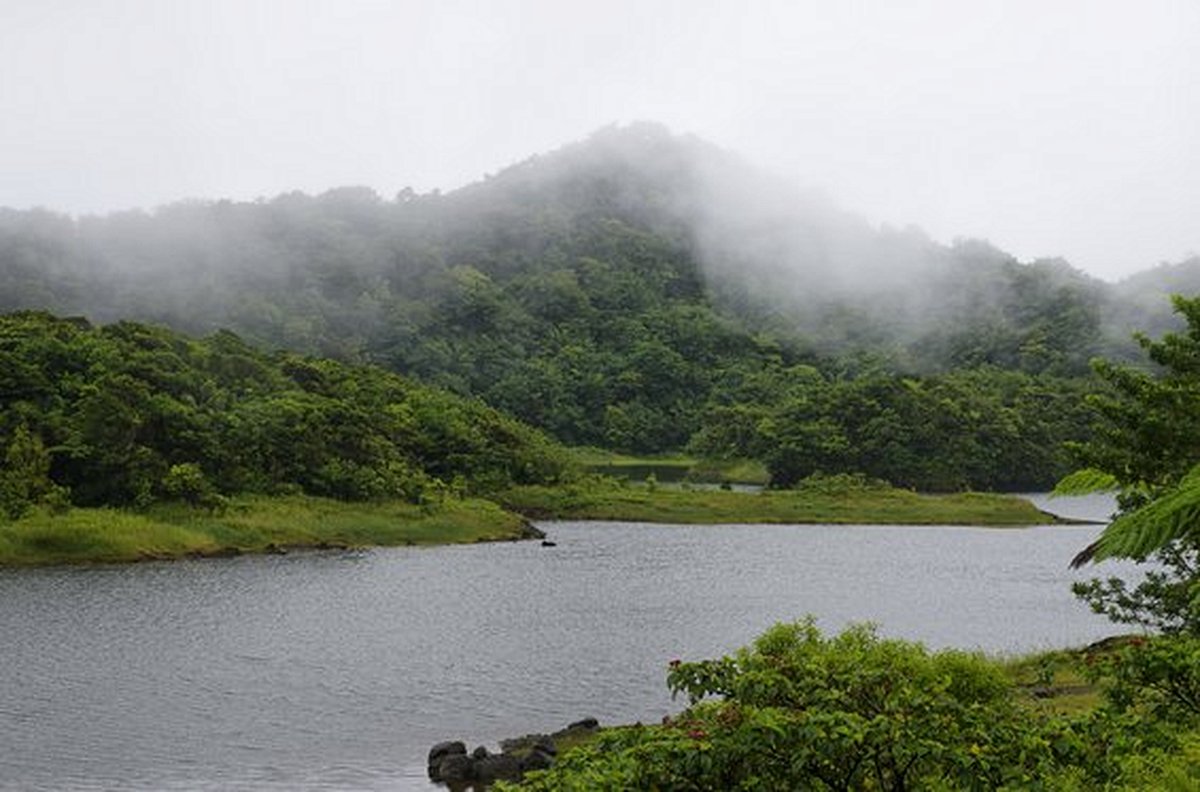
xmin=1071 ymin=465 xmax=1200 ymax=567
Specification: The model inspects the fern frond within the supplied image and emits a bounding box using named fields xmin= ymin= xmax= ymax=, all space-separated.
xmin=1053 ymin=468 xmax=1119 ymax=497
xmin=1078 ymin=473 xmax=1200 ymax=566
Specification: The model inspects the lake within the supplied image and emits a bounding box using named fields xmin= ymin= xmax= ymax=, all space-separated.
xmin=0 ymin=495 xmax=1133 ymax=790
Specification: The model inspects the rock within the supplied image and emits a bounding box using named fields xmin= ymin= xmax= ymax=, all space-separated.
xmin=499 ymin=732 xmax=551 ymax=755
xmin=473 ymin=753 xmax=524 ymax=782
xmin=521 ymin=747 xmax=555 ymax=772
xmin=427 ymin=719 xmax=599 ymax=785
xmin=437 ymin=753 xmax=475 ymax=783
xmin=499 ymin=736 xmax=533 ymax=754
xmin=427 ymin=741 xmax=466 ymax=781
xmin=540 ymin=539 xmax=557 ymax=547
xmin=428 ymin=740 xmax=467 ymax=763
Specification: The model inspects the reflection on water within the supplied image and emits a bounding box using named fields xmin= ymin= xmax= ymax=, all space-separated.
xmin=0 ymin=515 xmax=1133 ymax=791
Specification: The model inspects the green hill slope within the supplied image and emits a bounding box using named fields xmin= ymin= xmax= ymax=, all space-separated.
xmin=0 ymin=311 xmax=570 ymax=514
xmin=0 ymin=124 xmax=1183 ymax=482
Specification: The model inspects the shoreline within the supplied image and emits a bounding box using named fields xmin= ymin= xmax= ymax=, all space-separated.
xmin=0 ymin=495 xmax=539 ymax=568
xmin=498 ymin=484 xmax=1083 ymax=527
xmin=0 ymin=486 xmax=1093 ymax=568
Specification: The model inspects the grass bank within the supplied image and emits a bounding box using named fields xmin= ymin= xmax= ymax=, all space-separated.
xmin=0 ymin=495 xmax=536 ymax=567
xmin=498 ymin=479 xmax=1069 ymax=526
xmin=574 ymin=450 xmax=770 ymax=486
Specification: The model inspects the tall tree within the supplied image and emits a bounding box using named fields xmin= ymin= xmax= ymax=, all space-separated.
xmin=1062 ymin=295 xmax=1200 ymax=633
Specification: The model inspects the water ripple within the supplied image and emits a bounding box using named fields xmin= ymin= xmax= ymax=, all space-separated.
xmin=0 ymin=516 xmax=1133 ymax=790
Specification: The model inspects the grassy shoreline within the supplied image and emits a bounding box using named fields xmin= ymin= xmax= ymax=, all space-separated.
xmin=0 ymin=480 xmax=1090 ymax=567
xmin=0 ymin=495 xmax=538 ymax=567
xmin=497 ymin=482 xmax=1078 ymax=526
xmin=575 ymin=450 xmax=771 ymax=485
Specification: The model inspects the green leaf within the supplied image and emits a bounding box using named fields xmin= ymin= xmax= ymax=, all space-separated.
xmin=1085 ymin=469 xmax=1200 ymax=563
xmin=1052 ymin=468 xmax=1118 ymax=497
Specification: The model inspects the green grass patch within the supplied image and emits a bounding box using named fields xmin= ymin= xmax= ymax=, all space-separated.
xmin=570 ymin=448 xmax=696 ymax=467
xmin=1001 ymin=646 xmax=1105 ymax=715
xmin=577 ymin=453 xmax=696 ymax=484
xmin=0 ymin=495 xmax=533 ymax=567
xmin=498 ymin=478 xmax=1063 ymax=526
xmin=684 ymin=458 xmax=771 ymax=486
xmin=572 ymin=450 xmax=770 ymax=486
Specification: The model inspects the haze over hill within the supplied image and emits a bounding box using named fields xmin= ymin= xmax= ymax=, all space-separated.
xmin=2 ymin=122 xmax=1193 ymax=363
xmin=3 ymin=2 xmax=1198 ymax=281
xmin=0 ymin=123 xmax=1191 ymax=486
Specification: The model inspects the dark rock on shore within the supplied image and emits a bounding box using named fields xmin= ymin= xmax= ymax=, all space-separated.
xmin=428 ymin=741 xmax=468 ymax=781
xmin=428 ymin=718 xmax=600 ymax=787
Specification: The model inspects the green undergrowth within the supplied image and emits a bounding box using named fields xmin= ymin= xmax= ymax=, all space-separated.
xmin=518 ymin=646 xmax=1115 ymax=769
xmin=0 ymin=495 xmax=533 ymax=566
xmin=1002 ymin=646 xmax=1106 ymax=716
xmin=501 ymin=623 xmax=1200 ymax=791
xmin=498 ymin=476 xmax=1064 ymax=526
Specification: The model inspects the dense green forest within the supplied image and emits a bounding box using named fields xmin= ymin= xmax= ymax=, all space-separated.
xmin=0 ymin=311 xmax=569 ymax=518
xmin=3 ymin=124 xmax=1196 ymax=489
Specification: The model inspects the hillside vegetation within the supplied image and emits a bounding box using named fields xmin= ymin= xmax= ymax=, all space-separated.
xmin=0 ymin=311 xmax=570 ymax=518
xmin=2 ymin=124 xmax=1191 ymax=488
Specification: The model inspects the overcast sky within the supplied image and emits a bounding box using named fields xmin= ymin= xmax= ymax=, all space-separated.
xmin=2 ymin=0 xmax=1197 ymax=280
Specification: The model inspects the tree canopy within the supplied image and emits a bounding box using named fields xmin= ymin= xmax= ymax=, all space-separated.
xmin=0 ymin=311 xmax=571 ymax=515
xmin=1054 ymin=295 xmax=1200 ymax=635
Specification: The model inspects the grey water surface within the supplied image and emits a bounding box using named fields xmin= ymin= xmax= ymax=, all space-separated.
xmin=0 ymin=500 xmax=1133 ymax=790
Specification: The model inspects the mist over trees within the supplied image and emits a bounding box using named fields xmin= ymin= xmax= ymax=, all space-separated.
xmin=1 ymin=123 xmax=1192 ymax=487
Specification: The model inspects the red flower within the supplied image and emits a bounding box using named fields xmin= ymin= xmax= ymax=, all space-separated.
xmin=688 ymin=729 xmax=707 ymax=740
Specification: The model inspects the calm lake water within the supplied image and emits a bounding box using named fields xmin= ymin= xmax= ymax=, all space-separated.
xmin=0 ymin=495 xmax=1133 ymax=791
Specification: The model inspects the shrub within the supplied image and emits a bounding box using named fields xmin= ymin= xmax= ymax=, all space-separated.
xmin=508 ymin=619 xmax=1066 ymax=790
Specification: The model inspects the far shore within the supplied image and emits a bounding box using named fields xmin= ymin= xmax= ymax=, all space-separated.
xmin=497 ymin=483 xmax=1091 ymax=526
xmin=0 ymin=484 xmax=1094 ymax=568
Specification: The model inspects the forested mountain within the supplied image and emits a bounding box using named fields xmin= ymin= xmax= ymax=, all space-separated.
xmin=0 ymin=123 xmax=1189 ymax=484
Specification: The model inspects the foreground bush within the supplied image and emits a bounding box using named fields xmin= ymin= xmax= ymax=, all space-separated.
xmin=503 ymin=621 xmax=1200 ymax=791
